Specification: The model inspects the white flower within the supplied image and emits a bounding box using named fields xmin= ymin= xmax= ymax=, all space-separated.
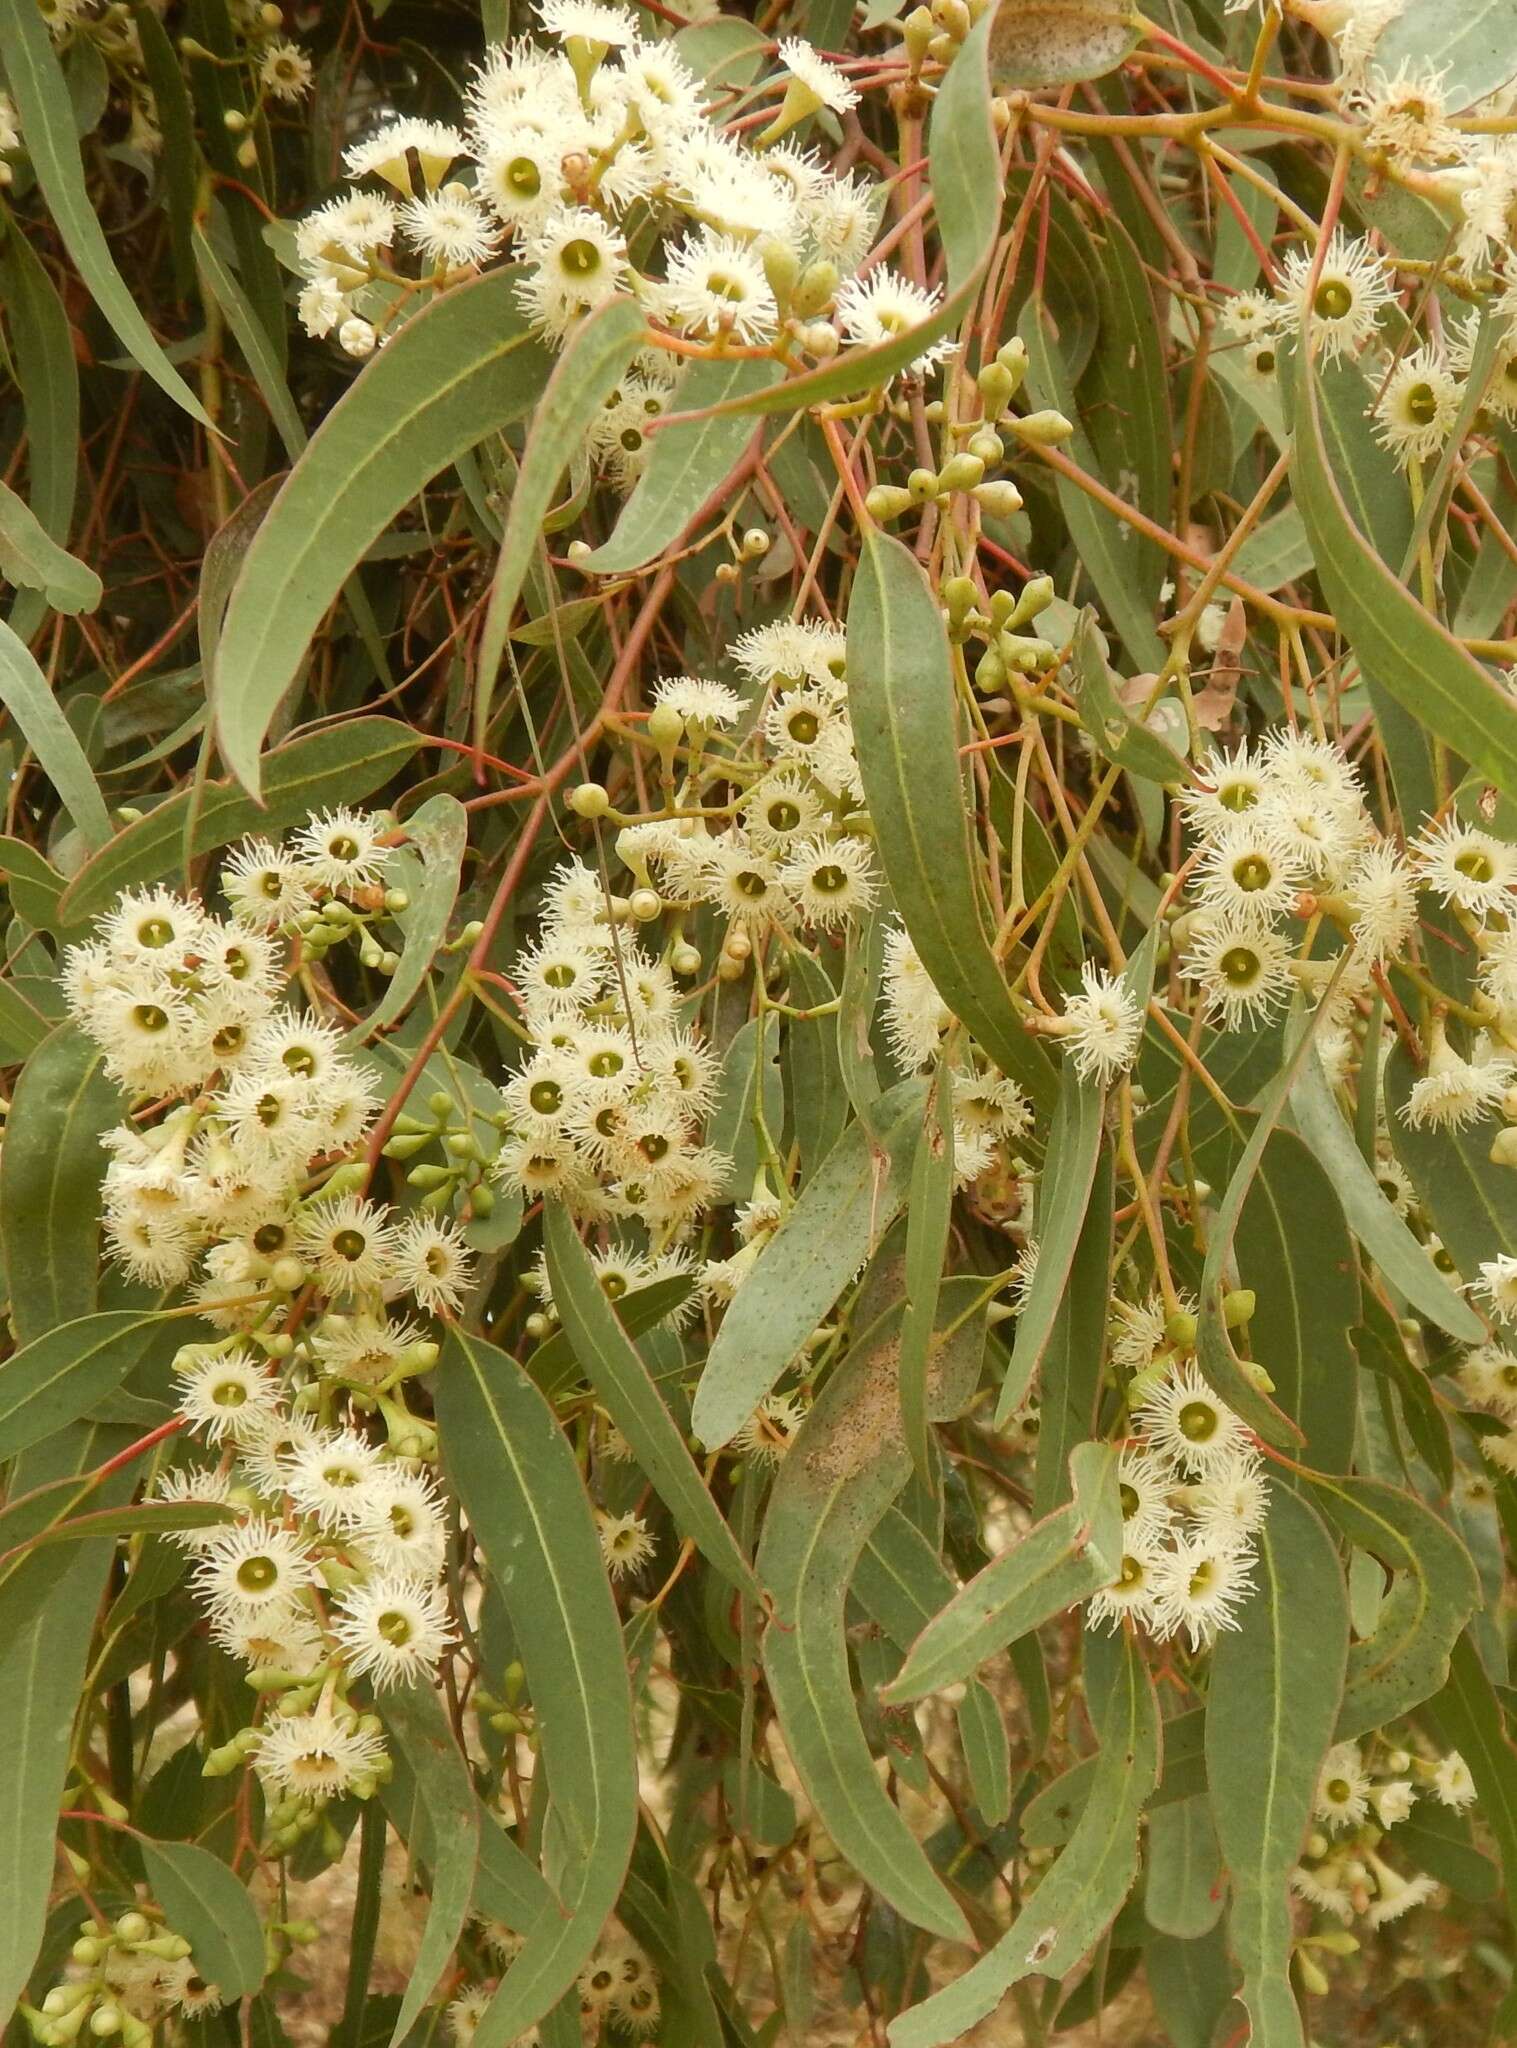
xmin=297 ymin=192 xmax=397 ymax=267
xmin=659 ymin=232 xmax=778 ymax=345
xmin=516 ymin=934 xmax=609 ymax=1017
xmin=332 ymin=1572 xmax=453 ymax=1688
xmin=1185 ymin=1451 xmax=1270 ymax=1552
xmin=1086 ymin=1542 xmax=1165 ymax=1634
xmin=175 ymin=1346 xmax=282 ymax=1444
xmin=354 ymin=1466 xmax=448 ymax=1578
xmin=652 ymin=675 xmax=745 ymax=729
xmin=1345 ymin=840 xmax=1418 ymax=963
xmin=1278 ymin=230 xmax=1394 ymax=362
xmin=880 ymin=925 xmax=954 ymax=1070
xmin=1457 ymin=1342 xmax=1517 ymax=1419
xmin=1473 ymin=1254 xmax=1517 ymax=1321
xmin=1353 ymin=58 xmax=1462 ymax=162
xmin=802 ymin=169 xmax=880 ymax=270
xmin=1193 ymin=817 xmax=1303 ymax=929
xmin=294 ymin=808 xmax=388 ymax=892
xmin=216 ymin=1070 xmax=321 ymax=1172
xmin=259 ymin=39 xmax=312 ymax=101
xmin=1185 ymin=918 xmax=1296 ymax=1028
xmin=1290 ymin=1861 xmax=1353 ymax=1921
xmin=284 ymin=1428 xmax=386 ymax=1531
xmin=152 ymin=1463 xmax=234 ymax=1550
xmin=1433 ymin=1750 xmax=1477 ymax=1810
xmin=516 ymin=207 xmax=629 ymax=338
xmin=252 ymin=1698 xmax=389 ymax=1801
xmin=1375 ymin=1779 xmax=1417 ymax=1827
xmin=834 ymin=269 xmax=952 ymax=376
xmin=1180 ymin=741 xmax=1268 ymax=837
xmin=344 ymin=118 xmax=465 ymax=193
xmin=1150 ymin=1535 xmax=1256 ymax=1649
xmin=1402 ymin=1026 xmax=1513 ymax=1132
xmin=1135 ymin=1361 xmax=1253 ymax=1475
xmin=1456 ymin=141 xmax=1517 ymax=274
xmin=598 ymin=1508 xmax=655 ymax=1577
xmin=698 ymin=838 xmax=794 ymax=932
xmin=1313 ymin=1741 xmax=1371 ymax=1830
xmin=776 ymin=37 xmax=859 ymax=115
xmin=0 ymin=92 xmax=19 ymax=155
xmin=400 ymin=188 xmax=498 ymax=269
xmin=1364 ymin=1850 xmax=1440 ymax=1926
xmin=778 ymin=833 xmax=878 ymax=929
xmin=477 ymin=125 xmax=565 ymax=232
xmin=210 ymin=1600 xmax=325 ymax=1674
xmin=222 ymin=838 xmax=316 ymax=928
xmin=1373 ymin=343 xmax=1461 ymax=467
xmin=1116 ymin=1448 xmax=1177 ymax=1547
xmin=193 ymin=1518 xmax=318 ymax=1615
xmin=296 ymin=1195 xmax=399 ymax=1298
xmin=390 ymin=1214 xmax=476 ymax=1315
xmin=742 ymin=770 xmax=825 ymax=852
xmin=1411 ymin=817 xmax=1517 ymax=919
xmin=730 ymin=618 xmax=848 ymax=689
xmin=1220 ymin=288 xmax=1286 ymax=341
xmin=537 ymin=0 xmax=638 ymax=46
xmin=1059 ymin=963 xmax=1142 ymax=1086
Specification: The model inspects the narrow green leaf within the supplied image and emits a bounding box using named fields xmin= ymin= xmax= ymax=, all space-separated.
xmin=1206 ymin=1486 xmax=1348 ymax=2048
xmin=1373 ymin=0 xmax=1517 ymax=108
xmin=1022 ymin=1705 xmax=1206 ymax=1850
xmin=192 ymin=218 xmax=306 ymax=460
xmin=0 ymin=1310 xmax=186 ymax=1461
xmin=757 ymin=1290 xmax=986 ymax=1943
xmin=883 ymin=1440 xmax=1121 ymax=1702
xmin=585 ymin=353 xmax=783 ymax=573
xmin=692 ymin=1076 xmax=925 ymax=1448
xmin=213 ymin=272 xmax=551 ymax=796
xmin=1032 ymin=1146 xmax=1114 ymax=1517
xmin=706 ymin=1011 xmax=782 ymax=1196
xmin=0 ymin=1424 xmax=132 ymax=2018
xmin=352 ymin=795 xmax=468 ymax=1042
xmin=890 ymin=1631 xmax=1158 ymax=2048
xmin=1 ymin=1023 xmax=119 ymax=1343
xmin=0 ymin=479 xmax=99 ymax=614
xmin=59 ymin=718 xmax=422 ymax=924
xmin=1288 ymin=1041 xmax=1482 ymax=1341
xmin=1145 ymin=1798 xmax=1223 ymax=1940
xmin=140 ymin=1839 xmax=266 ymax=2001
xmin=475 ymin=297 xmax=645 ymax=741
xmin=899 ymin=1063 xmax=954 ymax=1479
xmin=0 ymin=0 xmax=210 ymax=424
xmin=0 ymin=620 xmax=112 ymax=848
xmin=1425 ymin=1634 xmax=1517 ymax=1967
xmin=1294 ymin=346 xmax=1517 ymax=801
xmin=1305 ymin=1474 xmax=1480 ymax=1738
xmin=1145 ymin=1924 xmax=1239 ymax=2048
xmin=1069 ymin=610 xmax=1185 ymax=783
xmin=846 ymin=529 xmax=1056 ymax=1109
xmin=995 ymin=1069 xmax=1105 ymax=1425
xmin=0 ymin=210 xmax=80 ymax=647
xmin=783 ymin=949 xmax=848 ymax=1181
xmin=542 ymin=1202 xmax=758 ymax=1597
xmin=436 ymin=1329 xmax=637 ymax=2047
xmin=379 ymin=1683 xmax=482 ymax=2046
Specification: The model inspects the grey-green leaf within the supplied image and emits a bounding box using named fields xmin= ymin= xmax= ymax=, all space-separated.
xmin=139 ymin=1839 xmax=266 ymax=2001
xmin=0 ymin=620 xmax=113 ymax=848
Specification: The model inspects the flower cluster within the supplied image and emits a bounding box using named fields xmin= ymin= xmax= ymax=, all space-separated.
xmin=288 ymin=0 xmax=951 ymax=477
xmin=1290 ymin=1735 xmax=1476 ymax=1931
xmin=1086 ymin=1362 xmax=1269 ymax=1651
xmin=21 ymin=1906 xmax=224 ymax=2048
xmin=449 ymin=1921 xmax=662 ymax=2043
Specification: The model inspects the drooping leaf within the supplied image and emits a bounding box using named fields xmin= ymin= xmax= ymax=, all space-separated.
xmin=1 ymin=1023 xmax=120 ymax=1343
xmin=213 ymin=271 xmax=552 ymax=795
xmin=989 ymin=0 xmax=1140 ymax=87
xmin=140 ymin=1839 xmax=267 ymax=2001
xmin=691 ymin=1076 xmax=925 ymax=1449
xmin=378 ymin=1682 xmax=482 ymax=2046
xmin=846 ymin=529 xmax=1056 ymax=1110
xmin=882 ymin=1441 xmax=1121 ymax=1702
xmin=542 ymin=1202 xmax=758 ymax=1597
xmin=890 ymin=1631 xmax=1158 ymax=2048
xmin=437 ymin=1329 xmax=637 ymax=2046
xmin=0 ymin=620 xmax=112 ymax=848
xmin=0 ymin=1310 xmax=187 ymax=1461
xmin=898 ymin=1063 xmax=954 ymax=1479
xmin=1294 ymin=345 xmax=1517 ymax=801
xmin=1305 ymin=1474 xmax=1480 ymax=1739
xmin=758 ymin=1287 xmax=989 ymax=1943
xmin=1144 ymin=1797 xmax=1224 ymax=1941
xmin=1206 ymin=1485 xmax=1348 ymax=2048
xmin=0 ymin=479 xmax=100 ymax=614
xmin=1032 ymin=1146 xmax=1114 ymax=1517
xmin=994 ymin=1067 xmax=1105 ymax=1424
xmin=352 ymin=794 xmax=468 ymax=1042
xmin=59 ymin=718 xmax=422 ymax=924
xmin=474 ymin=296 xmax=646 ymax=743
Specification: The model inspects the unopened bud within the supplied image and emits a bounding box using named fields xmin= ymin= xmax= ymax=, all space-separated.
xmin=1164 ymin=1308 xmax=1197 ymax=1351
xmin=791 ymin=260 xmax=839 ymax=318
xmin=741 ymin=526 xmax=770 ymax=558
xmin=907 ymin=467 xmax=939 ymax=503
xmin=629 ymin=887 xmax=662 ymax=922
xmin=865 ymin=485 xmax=914 ymax=523
xmin=973 ymin=480 xmax=1024 ymax=520
xmin=1223 ymin=1288 xmax=1256 ymax=1329
xmin=223 ymin=109 xmax=247 ymax=133
xmin=967 ymin=428 xmax=1004 ymax=465
xmin=1490 ymin=1124 xmax=1517 ymax=1168
xmin=1008 ymin=407 xmax=1075 ymax=446
xmin=802 ymin=320 xmax=839 ymax=358
xmin=568 ymin=781 xmax=609 ymax=819
xmin=646 ymin=702 xmax=683 ymax=750
xmin=937 ymin=452 xmax=986 ymax=493
xmin=672 ymin=943 xmax=701 ymax=976
xmin=1009 ymin=574 xmax=1054 ymax=629
xmin=1294 ymin=1951 xmax=1329 ymax=1998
